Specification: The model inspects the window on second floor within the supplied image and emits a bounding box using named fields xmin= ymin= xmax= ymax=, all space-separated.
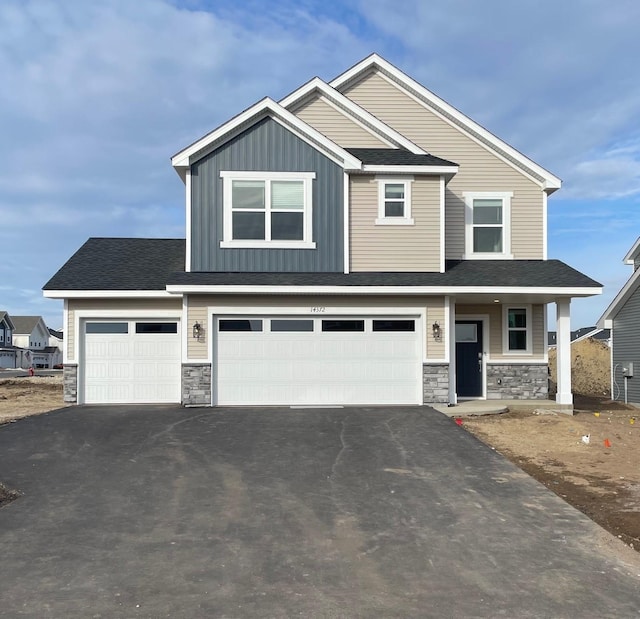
xmin=220 ymin=171 xmax=316 ymax=249
xmin=463 ymin=192 xmax=513 ymax=259
xmin=376 ymin=177 xmax=414 ymax=225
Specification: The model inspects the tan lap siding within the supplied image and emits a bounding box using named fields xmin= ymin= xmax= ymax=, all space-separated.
xmin=292 ymin=95 xmax=388 ymax=148
xmin=341 ymin=72 xmax=544 ymax=259
xmin=67 ymin=308 xmax=74 ymax=359
xmin=350 ymin=176 xmax=441 ymax=271
xmin=67 ymin=298 xmax=183 ymax=362
xmin=188 ymin=294 xmax=446 ymax=361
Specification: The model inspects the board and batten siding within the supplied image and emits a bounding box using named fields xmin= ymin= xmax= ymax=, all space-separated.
xmin=66 ymin=298 xmax=183 ymax=361
xmin=341 ymin=72 xmax=545 ymax=260
xmin=456 ymin=303 xmax=546 ymax=360
xmin=186 ymin=294 xmax=446 ymax=361
xmin=191 ymin=117 xmax=343 ymax=272
xmin=350 ymin=175 xmax=441 ymax=271
xmin=612 ymin=285 xmax=640 ymax=404
xmin=292 ymin=96 xmax=388 ymax=148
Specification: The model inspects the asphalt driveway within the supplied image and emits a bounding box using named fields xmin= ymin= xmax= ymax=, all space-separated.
xmin=0 ymin=405 xmax=638 ymax=618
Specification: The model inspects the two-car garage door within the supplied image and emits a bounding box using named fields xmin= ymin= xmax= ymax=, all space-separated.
xmin=216 ymin=316 xmax=422 ymax=406
xmin=83 ymin=320 xmax=181 ymax=404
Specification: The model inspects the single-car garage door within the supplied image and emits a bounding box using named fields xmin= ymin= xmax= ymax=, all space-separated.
xmin=83 ymin=320 xmax=181 ymax=404
xmin=216 ymin=316 xmax=422 ymax=406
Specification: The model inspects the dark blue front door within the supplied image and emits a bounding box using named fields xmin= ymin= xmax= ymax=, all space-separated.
xmin=455 ymin=321 xmax=483 ymax=398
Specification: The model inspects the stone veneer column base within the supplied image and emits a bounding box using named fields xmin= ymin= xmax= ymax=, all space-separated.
xmin=486 ymin=364 xmax=548 ymax=400
xmin=423 ymin=364 xmax=449 ymax=404
xmin=63 ymin=364 xmax=78 ymax=403
xmin=182 ymin=364 xmax=212 ymax=406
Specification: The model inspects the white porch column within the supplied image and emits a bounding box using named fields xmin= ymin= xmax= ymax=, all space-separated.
xmin=447 ymin=296 xmax=457 ymax=405
xmin=555 ymin=298 xmax=573 ymax=406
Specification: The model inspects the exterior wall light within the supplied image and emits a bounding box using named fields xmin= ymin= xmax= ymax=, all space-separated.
xmin=432 ymin=321 xmax=441 ymax=339
xmin=193 ymin=321 xmax=203 ymax=341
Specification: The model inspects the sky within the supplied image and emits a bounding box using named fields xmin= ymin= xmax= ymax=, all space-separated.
xmin=1 ymin=0 xmax=639 ymax=331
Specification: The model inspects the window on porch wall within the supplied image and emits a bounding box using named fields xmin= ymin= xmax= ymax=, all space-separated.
xmin=503 ymin=305 xmax=532 ymax=354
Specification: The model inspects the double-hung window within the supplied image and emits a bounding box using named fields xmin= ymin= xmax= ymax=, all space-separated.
xmin=503 ymin=305 xmax=532 ymax=354
xmin=463 ymin=192 xmax=513 ymax=258
xmin=220 ymin=171 xmax=316 ymax=248
xmin=376 ymin=177 xmax=414 ymax=225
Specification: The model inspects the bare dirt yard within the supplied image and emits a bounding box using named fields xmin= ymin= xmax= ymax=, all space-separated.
xmin=0 ymin=353 xmax=638 ymax=556
xmin=465 ymin=338 xmax=639 ymax=553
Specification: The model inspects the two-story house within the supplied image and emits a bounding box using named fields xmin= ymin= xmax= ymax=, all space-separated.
xmin=0 ymin=312 xmax=16 ymax=368
xmin=597 ymin=236 xmax=640 ymax=404
xmin=43 ymin=54 xmax=601 ymax=408
xmin=11 ymin=316 xmax=60 ymax=369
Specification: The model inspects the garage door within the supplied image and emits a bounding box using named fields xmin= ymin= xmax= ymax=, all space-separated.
xmin=216 ymin=316 xmax=422 ymax=406
xmin=83 ymin=321 xmax=181 ymax=404
xmin=0 ymin=352 xmax=15 ymax=368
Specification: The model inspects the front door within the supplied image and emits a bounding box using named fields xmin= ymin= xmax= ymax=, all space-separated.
xmin=455 ymin=321 xmax=484 ymax=398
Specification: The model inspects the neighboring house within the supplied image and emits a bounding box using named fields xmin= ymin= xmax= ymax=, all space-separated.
xmin=48 ymin=328 xmax=64 ymax=367
xmin=43 ymin=54 xmax=601 ymax=408
xmin=598 ymin=237 xmax=640 ymax=404
xmin=0 ymin=312 xmax=17 ymax=368
xmin=547 ymin=326 xmax=611 ymax=349
xmin=11 ymin=316 xmax=60 ymax=369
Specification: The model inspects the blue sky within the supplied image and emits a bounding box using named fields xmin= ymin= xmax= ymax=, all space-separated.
xmin=1 ymin=0 xmax=639 ymax=330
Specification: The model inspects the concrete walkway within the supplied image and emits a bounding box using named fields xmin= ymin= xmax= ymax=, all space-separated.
xmin=432 ymin=398 xmax=571 ymax=417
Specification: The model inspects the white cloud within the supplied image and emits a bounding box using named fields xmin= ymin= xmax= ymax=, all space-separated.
xmin=359 ymin=0 xmax=640 ymax=201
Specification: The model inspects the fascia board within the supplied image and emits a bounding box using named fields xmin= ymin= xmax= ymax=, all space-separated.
xmin=42 ymin=290 xmax=178 ymax=299
xmin=623 ymin=236 xmax=640 ymax=264
xmin=280 ymin=77 xmax=427 ymax=155
xmin=171 ymin=97 xmax=361 ymax=170
xmin=167 ymin=284 xmax=602 ymax=297
xmin=597 ymin=267 xmax=640 ymax=326
xmin=359 ymin=164 xmax=458 ymax=175
xmin=330 ymin=54 xmax=562 ymax=190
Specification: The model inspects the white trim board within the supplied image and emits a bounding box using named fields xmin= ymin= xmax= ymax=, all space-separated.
xmin=167 ymin=284 xmax=601 ymax=297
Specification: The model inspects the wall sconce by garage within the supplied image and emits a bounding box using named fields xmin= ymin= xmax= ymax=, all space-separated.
xmin=192 ymin=321 xmax=203 ymax=341
xmin=432 ymin=321 xmax=441 ymax=340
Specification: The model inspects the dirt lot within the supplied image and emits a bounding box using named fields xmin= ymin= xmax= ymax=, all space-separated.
xmin=0 ymin=376 xmax=66 ymax=424
xmin=465 ymin=337 xmax=639 ymax=552
xmin=0 ymin=364 xmax=638 ymax=555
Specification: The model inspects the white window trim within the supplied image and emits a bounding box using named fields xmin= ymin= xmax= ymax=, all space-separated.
xmin=502 ymin=304 xmax=532 ymax=355
xmin=220 ymin=171 xmax=316 ymax=249
xmin=375 ymin=176 xmax=414 ymax=226
xmin=463 ymin=191 xmax=513 ymax=259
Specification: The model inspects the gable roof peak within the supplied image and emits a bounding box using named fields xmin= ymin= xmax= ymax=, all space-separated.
xmin=330 ymin=53 xmax=562 ymax=192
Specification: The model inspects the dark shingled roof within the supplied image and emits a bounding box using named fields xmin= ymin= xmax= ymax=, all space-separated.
xmin=43 ymin=239 xmax=601 ymax=291
xmin=345 ymin=148 xmax=457 ymax=168
xmin=168 ymin=260 xmax=601 ymax=289
xmin=43 ymin=238 xmax=185 ymax=291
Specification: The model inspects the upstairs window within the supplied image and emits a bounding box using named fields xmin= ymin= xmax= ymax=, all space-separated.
xmin=376 ymin=177 xmax=414 ymax=225
xmin=220 ymin=171 xmax=316 ymax=249
xmin=463 ymin=192 xmax=513 ymax=259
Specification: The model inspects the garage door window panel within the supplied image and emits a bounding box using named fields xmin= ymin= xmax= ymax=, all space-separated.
xmin=322 ymin=320 xmax=365 ymax=332
xmin=372 ymin=320 xmax=416 ymax=332
xmin=135 ymin=322 xmax=178 ymax=334
xmin=271 ymin=319 xmax=314 ymax=332
xmin=219 ymin=319 xmax=263 ymax=332
xmin=86 ymin=322 xmax=128 ymax=334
